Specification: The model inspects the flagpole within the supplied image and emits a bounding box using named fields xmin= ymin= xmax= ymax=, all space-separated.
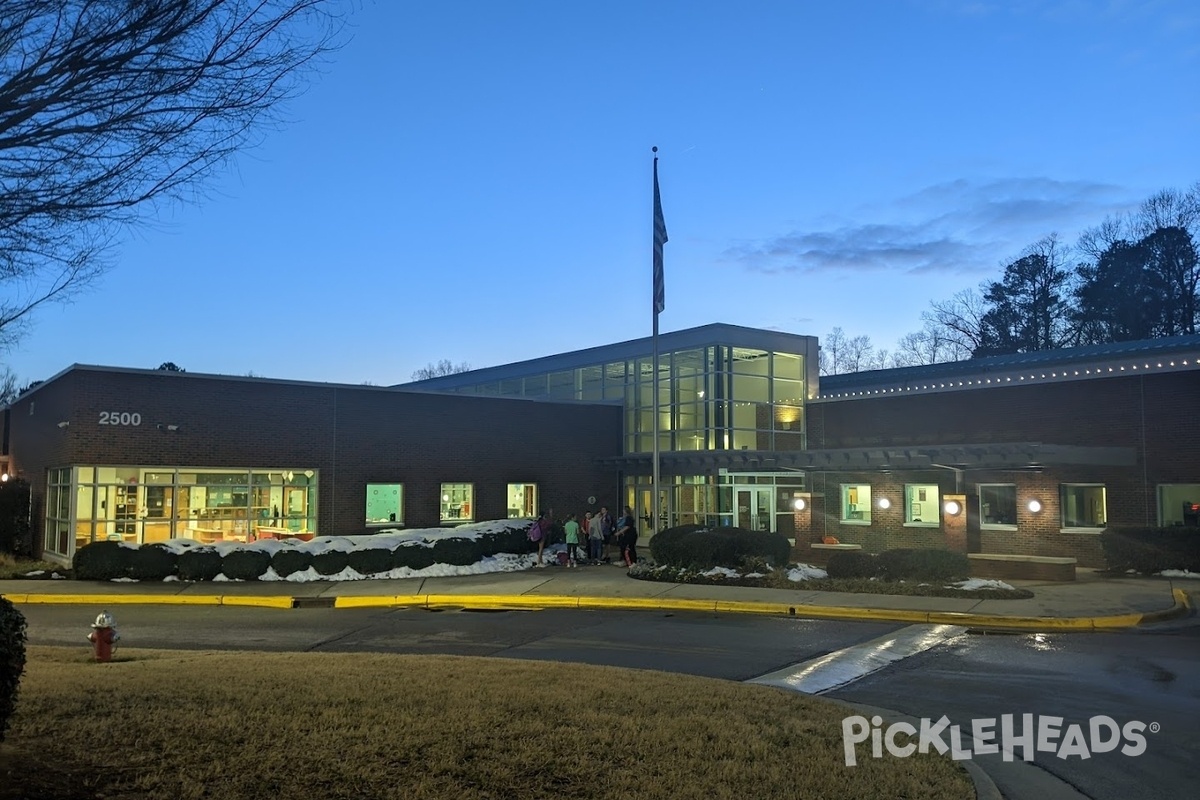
xmin=651 ymin=146 xmax=666 ymax=536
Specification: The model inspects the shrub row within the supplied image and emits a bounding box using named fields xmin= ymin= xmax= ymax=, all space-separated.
xmin=1100 ymin=527 xmax=1200 ymax=575
xmin=72 ymin=523 xmax=535 ymax=582
xmin=0 ymin=596 xmax=27 ymax=743
xmin=826 ymin=548 xmax=971 ymax=582
xmin=649 ymin=525 xmax=791 ymax=570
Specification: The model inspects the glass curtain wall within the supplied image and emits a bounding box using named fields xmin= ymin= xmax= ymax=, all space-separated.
xmin=49 ymin=466 xmax=319 ymax=559
xmin=432 ymin=343 xmax=809 ymax=533
xmin=445 ymin=345 xmax=807 ymax=456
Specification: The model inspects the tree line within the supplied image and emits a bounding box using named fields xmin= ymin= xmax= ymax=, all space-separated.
xmin=820 ymin=182 xmax=1200 ymax=375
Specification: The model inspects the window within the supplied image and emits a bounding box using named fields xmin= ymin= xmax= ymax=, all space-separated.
xmin=979 ymin=484 xmax=1017 ymax=527
xmin=1157 ymin=484 xmax=1200 ymax=527
xmin=1061 ymin=484 xmax=1106 ymax=529
xmin=440 ymin=482 xmax=474 ymax=523
xmin=905 ymin=484 xmax=939 ymax=524
xmin=366 ymin=483 xmax=403 ymax=526
xmin=841 ymin=484 xmax=871 ymax=524
xmin=506 ymin=483 xmax=538 ymax=518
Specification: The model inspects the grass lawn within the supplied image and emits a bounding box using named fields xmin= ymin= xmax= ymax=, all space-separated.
xmin=0 ymin=554 xmax=68 ymax=580
xmin=1 ymin=646 xmax=974 ymax=800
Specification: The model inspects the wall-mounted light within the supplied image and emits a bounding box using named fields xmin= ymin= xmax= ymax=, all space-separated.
xmin=793 ymin=498 xmax=806 ymax=511
xmin=56 ymin=421 xmax=69 ymax=429
xmin=1027 ymin=499 xmax=1043 ymax=513
xmin=166 ymin=424 xmax=180 ymax=432
xmin=1 ymin=472 xmax=9 ymax=483
xmin=944 ymin=500 xmax=962 ymax=516
xmin=877 ymin=497 xmax=891 ymax=510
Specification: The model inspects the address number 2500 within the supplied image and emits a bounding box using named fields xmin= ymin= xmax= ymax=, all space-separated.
xmin=99 ymin=411 xmax=142 ymax=426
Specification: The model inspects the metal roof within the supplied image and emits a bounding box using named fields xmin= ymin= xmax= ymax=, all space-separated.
xmin=397 ymin=323 xmax=818 ymax=390
xmin=598 ymin=442 xmax=1137 ymax=476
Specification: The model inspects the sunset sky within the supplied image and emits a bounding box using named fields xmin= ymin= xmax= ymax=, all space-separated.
xmin=5 ymin=0 xmax=1198 ymax=386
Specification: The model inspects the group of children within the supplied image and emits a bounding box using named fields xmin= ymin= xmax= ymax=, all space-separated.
xmin=533 ymin=505 xmax=638 ymax=568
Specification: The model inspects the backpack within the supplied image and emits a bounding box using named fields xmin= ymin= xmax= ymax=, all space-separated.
xmin=527 ymin=519 xmax=543 ymax=542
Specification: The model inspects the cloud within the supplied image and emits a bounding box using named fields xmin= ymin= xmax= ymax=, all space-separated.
xmin=721 ymin=177 xmax=1133 ymax=278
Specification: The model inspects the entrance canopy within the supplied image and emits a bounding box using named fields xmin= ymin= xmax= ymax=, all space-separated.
xmin=598 ymin=442 xmax=1137 ymax=476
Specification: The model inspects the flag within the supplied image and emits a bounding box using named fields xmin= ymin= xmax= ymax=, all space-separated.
xmin=652 ymin=154 xmax=668 ymax=315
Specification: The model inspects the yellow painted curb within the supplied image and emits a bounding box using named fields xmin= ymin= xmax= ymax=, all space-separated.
xmin=9 ymin=585 xmax=1191 ymax=631
xmin=9 ymin=594 xmax=220 ymax=606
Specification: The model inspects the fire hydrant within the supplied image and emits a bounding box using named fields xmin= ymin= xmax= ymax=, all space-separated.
xmin=88 ymin=610 xmax=120 ymax=662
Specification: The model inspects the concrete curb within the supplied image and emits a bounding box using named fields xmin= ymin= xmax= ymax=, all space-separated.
xmin=0 ymin=592 xmax=293 ymax=609
xmin=6 ymin=587 xmax=1191 ymax=630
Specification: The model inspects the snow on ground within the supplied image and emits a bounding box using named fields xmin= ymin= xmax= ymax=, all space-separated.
xmin=700 ymin=566 xmax=741 ymax=578
xmin=1158 ymin=569 xmax=1200 ymax=579
xmin=949 ymin=578 xmax=1016 ymax=591
xmin=787 ymin=565 xmax=829 ymax=581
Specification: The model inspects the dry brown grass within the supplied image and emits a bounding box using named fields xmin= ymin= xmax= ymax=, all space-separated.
xmin=0 ymin=554 xmax=68 ymax=580
xmin=3 ymin=646 xmax=974 ymax=800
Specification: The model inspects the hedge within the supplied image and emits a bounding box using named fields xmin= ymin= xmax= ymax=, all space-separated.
xmin=69 ymin=520 xmax=534 ymax=581
xmin=221 ymin=550 xmax=272 ymax=581
xmin=73 ymin=541 xmax=131 ymax=581
xmin=827 ymin=548 xmax=970 ymax=581
xmin=649 ymin=525 xmax=791 ymax=570
xmin=1100 ymin=527 xmax=1200 ymax=575
xmin=394 ymin=543 xmax=437 ymax=571
xmin=128 ymin=543 xmax=178 ymax=581
xmin=178 ymin=548 xmax=223 ymax=581
xmin=874 ymin=549 xmax=970 ymax=582
xmin=0 ymin=597 xmax=26 ymax=743
xmin=347 ymin=547 xmax=393 ymax=576
xmin=826 ymin=551 xmax=877 ymax=579
xmin=271 ymin=548 xmax=313 ymax=578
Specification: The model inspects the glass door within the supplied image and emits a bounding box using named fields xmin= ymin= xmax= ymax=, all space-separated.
xmin=734 ymin=486 xmax=774 ymax=531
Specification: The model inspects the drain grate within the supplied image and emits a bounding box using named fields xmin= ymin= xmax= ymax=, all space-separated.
xmin=291 ymin=597 xmax=336 ymax=609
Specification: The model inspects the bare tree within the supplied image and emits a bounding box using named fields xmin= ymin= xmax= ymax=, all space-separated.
xmin=921 ymin=287 xmax=988 ymax=358
xmin=1133 ymin=187 xmax=1200 ymax=239
xmin=0 ymin=367 xmax=19 ymax=406
xmin=0 ymin=0 xmax=342 ymax=351
xmin=411 ymin=359 xmax=472 ymax=381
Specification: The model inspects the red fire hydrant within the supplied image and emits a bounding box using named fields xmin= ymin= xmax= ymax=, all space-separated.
xmin=88 ymin=611 xmax=120 ymax=662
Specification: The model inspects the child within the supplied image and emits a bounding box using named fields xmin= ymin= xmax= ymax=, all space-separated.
xmin=563 ymin=512 xmax=582 ymax=567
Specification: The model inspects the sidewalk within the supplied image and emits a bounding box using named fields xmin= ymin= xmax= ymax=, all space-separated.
xmin=0 ymin=566 xmax=1193 ymax=630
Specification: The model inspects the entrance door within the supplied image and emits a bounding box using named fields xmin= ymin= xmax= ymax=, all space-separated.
xmin=735 ymin=486 xmax=774 ymax=532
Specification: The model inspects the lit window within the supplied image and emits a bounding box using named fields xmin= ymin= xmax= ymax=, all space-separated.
xmin=1156 ymin=484 xmax=1200 ymax=528
xmin=840 ymin=484 xmax=871 ymax=523
xmin=440 ymin=482 xmax=474 ymax=523
xmin=366 ymin=483 xmax=403 ymax=526
xmin=506 ymin=483 xmax=538 ymax=518
xmin=905 ymin=484 xmax=939 ymax=524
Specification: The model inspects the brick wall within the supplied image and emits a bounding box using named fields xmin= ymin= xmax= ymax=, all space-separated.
xmin=8 ymin=368 xmax=623 ymax=555
xmin=796 ymin=371 xmax=1199 ymax=566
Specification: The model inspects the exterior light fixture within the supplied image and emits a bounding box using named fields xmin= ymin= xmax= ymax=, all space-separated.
xmin=877 ymin=498 xmax=891 ymax=510
xmin=944 ymin=500 xmax=962 ymax=516
xmin=793 ymin=498 xmax=806 ymax=511
xmin=1 ymin=473 xmax=8 ymax=483
xmin=1028 ymin=500 xmax=1042 ymax=513
xmin=56 ymin=421 xmax=69 ymax=429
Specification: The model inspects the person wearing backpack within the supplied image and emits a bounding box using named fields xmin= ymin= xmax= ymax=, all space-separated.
xmin=529 ymin=510 xmax=552 ymax=567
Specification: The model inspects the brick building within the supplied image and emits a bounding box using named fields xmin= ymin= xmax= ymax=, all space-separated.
xmin=3 ymin=325 xmax=1198 ymax=568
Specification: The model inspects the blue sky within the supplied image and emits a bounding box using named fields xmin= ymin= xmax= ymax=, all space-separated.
xmin=5 ymin=0 xmax=1199 ymax=385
